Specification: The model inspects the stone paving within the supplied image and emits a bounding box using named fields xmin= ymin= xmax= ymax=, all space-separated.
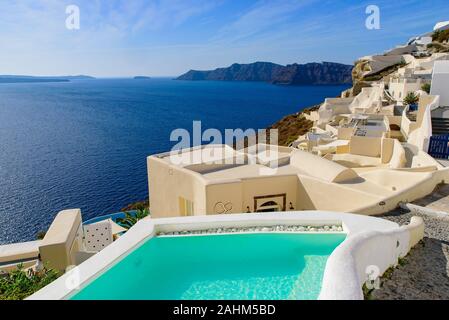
xmin=371 ymin=203 xmax=449 ymax=299
xmin=412 ymin=184 xmax=449 ymax=214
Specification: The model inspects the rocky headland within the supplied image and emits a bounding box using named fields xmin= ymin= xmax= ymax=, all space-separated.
xmin=177 ymin=61 xmax=353 ymax=85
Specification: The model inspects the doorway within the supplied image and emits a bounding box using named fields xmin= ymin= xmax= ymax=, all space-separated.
xmin=254 ymin=194 xmax=286 ymax=213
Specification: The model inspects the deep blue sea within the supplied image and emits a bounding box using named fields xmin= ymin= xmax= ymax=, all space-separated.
xmin=0 ymin=78 xmax=349 ymax=244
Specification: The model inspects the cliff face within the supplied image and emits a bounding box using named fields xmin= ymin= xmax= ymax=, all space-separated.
xmin=177 ymin=62 xmax=283 ymax=82
xmin=177 ymin=62 xmax=353 ymax=85
xmin=272 ymin=62 xmax=353 ymax=85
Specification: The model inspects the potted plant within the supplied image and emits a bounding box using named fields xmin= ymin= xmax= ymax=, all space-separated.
xmin=403 ymin=92 xmax=419 ymax=111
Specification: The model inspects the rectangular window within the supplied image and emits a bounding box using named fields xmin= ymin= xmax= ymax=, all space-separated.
xmin=179 ymin=197 xmax=194 ymax=216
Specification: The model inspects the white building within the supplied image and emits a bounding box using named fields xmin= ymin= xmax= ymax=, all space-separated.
xmin=408 ymin=36 xmax=432 ymax=47
xmin=434 ymin=21 xmax=449 ymax=31
xmin=389 ymin=78 xmax=426 ymax=103
xmin=430 ymin=61 xmax=449 ymax=107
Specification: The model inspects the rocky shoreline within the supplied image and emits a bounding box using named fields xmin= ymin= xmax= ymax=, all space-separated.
xmin=121 ymin=199 xmax=150 ymax=212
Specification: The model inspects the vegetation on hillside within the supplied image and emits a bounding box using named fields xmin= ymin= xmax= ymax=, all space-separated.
xmin=121 ymin=199 xmax=150 ymax=212
xmin=362 ymin=59 xmax=407 ymax=82
xmin=265 ymin=105 xmax=320 ymax=146
xmin=116 ymin=208 xmax=150 ymax=230
xmin=351 ymin=81 xmax=372 ymax=97
xmin=0 ymin=265 xmax=59 ymax=300
xmin=421 ymin=83 xmax=431 ymax=94
xmin=432 ymin=29 xmax=449 ymax=43
xmin=427 ymin=42 xmax=449 ymax=53
xmin=427 ymin=30 xmax=449 ymax=53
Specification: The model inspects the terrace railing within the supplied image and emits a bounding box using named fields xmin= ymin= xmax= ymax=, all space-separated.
xmin=428 ymin=134 xmax=449 ymax=159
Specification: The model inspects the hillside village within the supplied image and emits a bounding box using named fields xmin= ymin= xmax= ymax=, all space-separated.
xmin=2 ymin=20 xmax=449 ymax=301
xmin=144 ymin=21 xmax=449 ymax=299
xmin=147 ymin=21 xmax=449 ymax=219
xmin=291 ymin=21 xmax=449 ymax=158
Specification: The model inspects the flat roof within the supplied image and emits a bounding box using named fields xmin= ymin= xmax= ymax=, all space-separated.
xmin=153 ymin=144 xmax=294 ymax=175
xmin=202 ymin=163 xmax=304 ymax=182
xmin=157 ymin=145 xmax=240 ymax=167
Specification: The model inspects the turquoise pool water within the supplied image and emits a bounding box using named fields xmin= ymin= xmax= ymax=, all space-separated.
xmin=72 ymin=233 xmax=346 ymax=300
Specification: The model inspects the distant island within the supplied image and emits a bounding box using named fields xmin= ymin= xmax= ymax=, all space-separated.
xmin=134 ymin=76 xmax=151 ymax=80
xmin=57 ymin=75 xmax=95 ymax=80
xmin=176 ymin=61 xmax=353 ymax=85
xmin=0 ymin=75 xmax=95 ymax=84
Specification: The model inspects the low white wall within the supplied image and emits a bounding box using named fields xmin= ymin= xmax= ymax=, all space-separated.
xmin=411 ymin=150 xmax=444 ymax=169
xmin=401 ymin=109 xmax=416 ymax=139
xmin=319 ymin=216 xmax=424 ymax=300
xmin=349 ymin=84 xmax=383 ymax=114
xmin=0 ymin=241 xmax=41 ymax=273
xmin=408 ymin=95 xmax=440 ymax=152
xmin=389 ymin=78 xmax=424 ymax=103
xmin=39 ymin=209 xmax=84 ymax=273
xmin=318 ymin=98 xmax=353 ymax=125
xmin=388 ymin=140 xmax=407 ymax=169
xmin=325 ymin=124 xmax=339 ymax=136
xmin=0 ymin=241 xmax=41 ymax=264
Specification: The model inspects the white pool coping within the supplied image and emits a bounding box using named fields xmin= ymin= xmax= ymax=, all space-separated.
xmin=28 ymin=211 xmax=412 ymax=300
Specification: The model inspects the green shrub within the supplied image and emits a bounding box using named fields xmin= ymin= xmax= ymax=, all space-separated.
xmin=432 ymin=30 xmax=442 ymax=41
xmin=428 ymin=42 xmax=449 ymax=53
xmin=432 ymin=30 xmax=449 ymax=43
xmin=36 ymin=231 xmax=46 ymax=240
xmin=421 ymin=83 xmax=431 ymax=94
xmin=116 ymin=208 xmax=150 ymax=230
xmin=0 ymin=265 xmax=59 ymax=300
xmin=403 ymin=92 xmax=419 ymax=106
xmin=285 ymin=135 xmax=299 ymax=147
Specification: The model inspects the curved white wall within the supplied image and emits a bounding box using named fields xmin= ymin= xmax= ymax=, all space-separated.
xmin=319 ymin=216 xmax=424 ymax=300
xmin=408 ymin=95 xmax=440 ymax=152
xmin=290 ymin=150 xmax=358 ymax=183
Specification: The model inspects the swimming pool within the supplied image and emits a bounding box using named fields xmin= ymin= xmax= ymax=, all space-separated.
xmin=83 ymin=211 xmax=138 ymax=225
xmin=71 ymin=233 xmax=345 ymax=300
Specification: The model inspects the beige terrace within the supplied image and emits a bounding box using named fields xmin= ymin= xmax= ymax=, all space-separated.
xmin=147 ymin=143 xmax=449 ymax=219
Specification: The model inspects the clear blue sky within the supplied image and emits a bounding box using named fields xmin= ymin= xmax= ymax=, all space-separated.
xmin=0 ymin=0 xmax=448 ymax=77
